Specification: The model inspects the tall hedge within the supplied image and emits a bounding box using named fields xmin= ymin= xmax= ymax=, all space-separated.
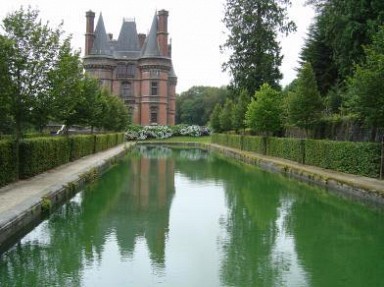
xmin=213 ymin=133 xmax=382 ymax=178
xmin=242 ymin=136 xmax=266 ymax=154
xmin=19 ymin=137 xmax=71 ymax=179
xmin=305 ymin=139 xmax=381 ymax=178
xmin=69 ymin=135 xmax=95 ymax=161
xmin=0 ymin=140 xmax=18 ymax=187
xmin=267 ymin=137 xmax=304 ymax=163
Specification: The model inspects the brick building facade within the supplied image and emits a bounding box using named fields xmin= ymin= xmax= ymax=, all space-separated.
xmin=83 ymin=10 xmax=177 ymax=126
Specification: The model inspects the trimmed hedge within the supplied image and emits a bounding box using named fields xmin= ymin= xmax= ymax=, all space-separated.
xmin=212 ymin=133 xmax=382 ymax=178
xmin=0 ymin=133 xmax=125 ymax=186
xmin=0 ymin=140 xmax=18 ymax=187
xmin=305 ymin=139 xmax=381 ymax=178
xmin=243 ymin=136 xmax=266 ymax=154
xmin=19 ymin=137 xmax=71 ymax=179
xmin=69 ymin=135 xmax=95 ymax=161
xmin=267 ymin=137 xmax=304 ymax=163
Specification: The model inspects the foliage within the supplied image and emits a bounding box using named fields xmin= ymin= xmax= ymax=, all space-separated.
xmin=346 ymin=26 xmax=384 ymax=134
xmin=102 ymin=94 xmax=130 ymax=132
xmin=176 ymin=86 xmax=228 ymax=125
xmin=287 ymin=62 xmax=323 ymax=134
xmin=69 ymin=135 xmax=95 ymax=161
xmin=231 ymin=89 xmax=250 ymax=133
xmin=267 ymin=137 xmax=304 ymax=163
xmin=245 ymin=83 xmax=283 ymax=135
xmin=19 ymin=137 xmax=71 ymax=178
xmin=302 ymin=0 xmax=384 ymax=96
xmin=305 ymin=139 xmax=380 ymax=178
xmin=222 ymin=0 xmax=296 ymax=94
xmin=220 ymin=99 xmax=234 ymax=132
xmin=210 ymin=104 xmax=223 ymax=132
xmin=125 ymin=125 xmax=210 ymax=141
xmin=1 ymin=7 xmax=67 ymax=137
xmin=0 ymin=140 xmax=18 ymax=187
xmin=213 ymin=133 xmax=382 ymax=178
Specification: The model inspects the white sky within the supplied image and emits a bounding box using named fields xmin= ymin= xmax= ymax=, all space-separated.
xmin=0 ymin=0 xmax=315 ymax=93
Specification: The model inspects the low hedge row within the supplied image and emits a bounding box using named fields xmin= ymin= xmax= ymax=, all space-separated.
xmin=212 ymin=134 xmax=382 ymax=178
xmin=0 ymin=140 xmax=18 ymax=187
xmin=0 ymin=133 xmax=125 ymax=186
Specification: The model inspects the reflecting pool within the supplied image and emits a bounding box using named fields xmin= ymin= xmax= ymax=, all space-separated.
xmin=1 ymin=145 xmax=384 ymax=286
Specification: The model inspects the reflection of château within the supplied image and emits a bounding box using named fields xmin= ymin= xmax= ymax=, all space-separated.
xmin=112 ymin=148 xmax=175 ymax=266
xmin=84 ymin=10 xmax=177 ymax=126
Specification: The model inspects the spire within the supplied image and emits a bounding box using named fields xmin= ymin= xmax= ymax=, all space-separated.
xmin=116 ymin=20 xmax=140 ymax=52
xmin=91 ymin=13 xmax=112 ymax=55
xmin=141 ymin=13 xmax=161 ymax=57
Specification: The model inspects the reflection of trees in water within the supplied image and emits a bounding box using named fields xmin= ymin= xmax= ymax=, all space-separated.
xmin=0 ymin=146 xmax=175 ymax=286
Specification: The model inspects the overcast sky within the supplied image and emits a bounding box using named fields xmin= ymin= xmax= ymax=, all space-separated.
xmin=0 ymin=0 xmax=315 ymax=94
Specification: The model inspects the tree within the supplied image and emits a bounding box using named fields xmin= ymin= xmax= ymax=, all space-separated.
xmin=102 ymin=93 xmax=130 ymax=132
xmin=210 ymin=104 xmax=223 ymax=132
xmin=287 ymin=62 xmax=323 ymax=135
xmin=176 ymin=86 xmax=228 ymax=125
xmin=220 ymin=99 xmax=234 ymax=131
xmin=222 ymin=0 xmax=296 ymax=94
xmin=49 ymin=38 xmax=84 ymax=131
xmin=245 ymin=83 xmax=283 ymax=135
xmin=232 ymin=89 xmax=250 ymax=133
xmin=347 ymin=26 xmax=384 ymax=140
xmin=1 ymin=7 xmax=67 ymax=137
xmin=0 ymin=35 xmax=16 ymax=134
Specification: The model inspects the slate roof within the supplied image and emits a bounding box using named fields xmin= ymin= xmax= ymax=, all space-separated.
xmin=141 ymin=13 xmax=161 ymax=58
xmin=116 ymin=20 xmax=140 ymax=52
xmin=91 ymin=13 xmax=112 ymax=56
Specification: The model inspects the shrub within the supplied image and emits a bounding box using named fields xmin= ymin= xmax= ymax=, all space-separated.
xmin=267 ymin=137 xmax=304 ymax=163
xmin=242 ymin=136 xmax=266 ymax=155
xmin=0 ymin=140 xmax=18 ymax=187
xmin=69 ymin=135 xmax=95 ymax=161
xmin=125 ymin=125 xmax=210 ymax=140
xmin=305 ymin=139 xmax=380 ymax=177
xmin=19 ymin=137 xmax=71 ymax=179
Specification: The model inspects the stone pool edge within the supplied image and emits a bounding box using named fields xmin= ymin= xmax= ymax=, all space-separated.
xmin=141 ymin=141 xmax=384 ymax=206
xmin=0 ymin=142 xmax=135 ymax=248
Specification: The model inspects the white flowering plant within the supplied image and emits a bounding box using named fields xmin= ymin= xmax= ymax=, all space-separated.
xmin=125 ymin=124 xmax=210 ymax=141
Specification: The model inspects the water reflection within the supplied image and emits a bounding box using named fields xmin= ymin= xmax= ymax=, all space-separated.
xmin=1 ymin=146 xmax=384 ymax=286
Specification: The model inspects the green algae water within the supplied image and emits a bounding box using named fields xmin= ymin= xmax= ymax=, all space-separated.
xmin=1 ymin=145 xmax=384 ymax=287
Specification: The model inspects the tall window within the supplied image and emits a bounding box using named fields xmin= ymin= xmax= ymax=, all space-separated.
xmin=121 ymin=82 xmax=133 ymax=104
xmin=151 ymin=81 xmax=158 ymax=96
xmin=150 ymin=106 xmax=158 ymax=124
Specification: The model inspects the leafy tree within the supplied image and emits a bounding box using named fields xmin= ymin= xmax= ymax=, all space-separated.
xmin=0 ymin=35 xmax=16 ymax=134
xmin=176 ymin=86 xmax=228 ymax=125
xmin=1 ymin=7 xmax=67 ymax=137
xmin=220 ymin=99 xmax=234 ymax=131
xmin=287 ymin=62 xmax=323 ymax=135
xmin=347 ymin=26 xmax=384 ymax=140
xmin=232 ymin=89 xmax=250 ymax=133
xmin=222 ymin=0 xmax=296 ymax=94
xmin=49 ymin=39 xmax=84 ymax=131
xmin=102 ymin=93 xmax=130 ymax=132
xmin=210 ymin=104 xmax=223 ymax=132
xmin=303 ymin=0 xmax=384 ymax=96
xmin=245 ymin=83 xmax=283 ymax=135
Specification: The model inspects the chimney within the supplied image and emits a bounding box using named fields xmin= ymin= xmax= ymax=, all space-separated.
xmin=85 ymin=10 xmax=95 ymax=56
xmin=138 ymin=33 xmax=146 ymax=49
xmin=157 ymin=10 xmax=169 ymax=57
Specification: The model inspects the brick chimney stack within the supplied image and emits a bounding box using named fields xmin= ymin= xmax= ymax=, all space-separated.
xmin=138 ymin=33 xmax=146 ymax=49
xmin=85 ymin=10 xmax=95 ymax=56
xmin=157 ymin=10 xmax=169 ymax=57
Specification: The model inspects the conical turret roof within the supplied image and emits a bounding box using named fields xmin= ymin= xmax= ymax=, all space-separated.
xmin=91 ymin=13 xmax=112 ymax=55
xmin=141 ymin=13 xmax=161 ymax=57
